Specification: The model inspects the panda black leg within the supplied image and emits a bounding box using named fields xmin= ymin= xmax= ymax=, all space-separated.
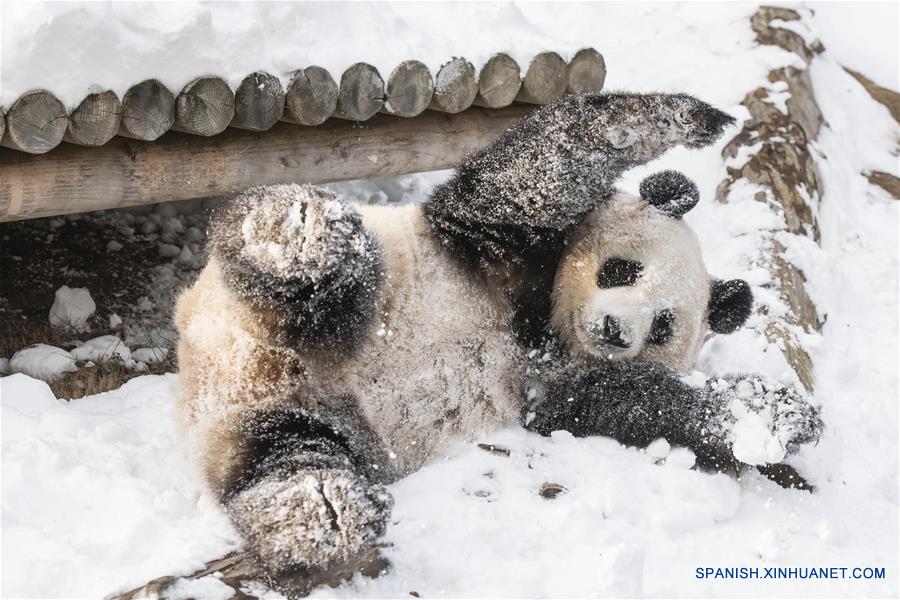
xmin=526 ymin=363 xmax=823 ymax=483
xmin=209 ymin=185 xmax=382 ymax=352
xmin=219 ymin=406 xmax=392 ymax=597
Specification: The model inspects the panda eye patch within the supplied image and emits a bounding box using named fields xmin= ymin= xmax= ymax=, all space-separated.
xmin=597 ymin=257 xmax=643 ymax=288
xmin=648 ymin=309 xmax=675 ymax=344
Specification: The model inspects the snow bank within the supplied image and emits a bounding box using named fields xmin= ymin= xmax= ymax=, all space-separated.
xmin=0 ymin=2 xmax=582 ymax=108
xmin=0 ymin=374 xmax=239 ymax=598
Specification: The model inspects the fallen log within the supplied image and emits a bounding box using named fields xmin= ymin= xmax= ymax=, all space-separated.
xmin=716 ymin=6 xmax=825 ymax=392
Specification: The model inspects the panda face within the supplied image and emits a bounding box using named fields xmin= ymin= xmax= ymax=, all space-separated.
xmin=551 ymin=192 xmax=711 ymax=372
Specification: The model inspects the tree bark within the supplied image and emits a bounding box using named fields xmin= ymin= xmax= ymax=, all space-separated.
xmin=716 ymin=6 xmax=826 ymax=392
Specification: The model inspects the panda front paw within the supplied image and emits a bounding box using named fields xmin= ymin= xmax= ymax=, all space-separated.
xmin=227 ymin=467 xmax=393 ymax=596
xmin=705 ymin=375 xmax=823 ymax=465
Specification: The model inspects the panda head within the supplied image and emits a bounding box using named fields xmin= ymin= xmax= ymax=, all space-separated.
xmin=551 ymin=170 xmax=753 ymax=373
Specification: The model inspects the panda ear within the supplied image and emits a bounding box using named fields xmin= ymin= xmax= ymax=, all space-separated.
xmin=639 ymin=170 xmax=700 ymax=218
xmin=708 ymin=279 xmax=753 ymax=334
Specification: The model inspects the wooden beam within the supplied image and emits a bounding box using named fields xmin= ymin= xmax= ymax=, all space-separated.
xmin=283 ymin=66 xmax=339 ymax=126
xmin=174 ymin=76 xmax=235 ymax=137
xmin=383 ymin=60 xmax=434 ymax=118
xmin=118 ymin=79 xmax=175 ymax=141
xmin=0 ymin=90 xmax=68 ymax=154
xmin=516 ymin=51 xmax=567 ymax=105
xmin=473 ymin=53 xmax=521 ymax=109
xmin=64 ymin=89 xmax=122 ymax=146
xmin=0 ymin=104 xmax=534 ymax=222
xmin=231 ymin=71 xmax=285 ymax=132
xmin=566 ymin=48 xmax=606 ymax=94
xmin=429 ymin=57 xmax=478 ymax=114
xmin=334 ymin=63 xmax=385 ymax=121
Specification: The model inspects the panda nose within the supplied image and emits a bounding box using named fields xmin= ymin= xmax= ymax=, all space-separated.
xmin=603 ymin=316 xmax=632 ymax=348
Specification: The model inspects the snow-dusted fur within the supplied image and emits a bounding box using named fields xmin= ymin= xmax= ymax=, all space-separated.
xmin=175 ymin=92 xmax=821 ymax=595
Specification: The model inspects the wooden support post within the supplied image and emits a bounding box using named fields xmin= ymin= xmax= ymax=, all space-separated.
xmin=473 ymin=53 xmax=521 ymax=109
xmin=231 ymin=72 xmax=285 ymax=132
xmin=516 ymin=51 xmax=567 ymax=105
xmin=64 ymin=90 xmax=122 ymax=147
xmin=0 ymin=90 xmax=68 ymax=154
xmin=383 ymin=60 xmax=434 ymax=118
xmin=118 ymin=79 xmax=175 ymax=141
xmin=429 ymin=57 xmax=478 ymax=114
xmin=174 ymin=76 xmax=235 ymax=137
xmin=0 ymin=105 xmax=533 ymax=221
xmin=0 ymin=107 xmax=5 ymax=143
xmin=334 ymin=63 xmax=384 ymax=121
xmin=283 ymin=66 xmax=339 ymax=127
xmin=566 ymin=48 xmax=606 ymax=94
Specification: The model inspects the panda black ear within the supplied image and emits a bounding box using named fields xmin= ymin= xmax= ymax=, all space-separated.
xmin=708 ymin=279 xmax=753 ymax=334
xmin=639 ymin=170 xmax=700 ymax=218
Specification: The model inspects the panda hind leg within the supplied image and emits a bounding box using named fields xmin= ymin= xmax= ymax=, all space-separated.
xmin=209 ymin=184 xmax=383 ymax=351
xmin=219 ymin=406 xmax=393 ymax=597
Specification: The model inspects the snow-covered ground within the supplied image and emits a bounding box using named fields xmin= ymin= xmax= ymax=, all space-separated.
xmin=2 ymin=2 xmax=898 ymax=599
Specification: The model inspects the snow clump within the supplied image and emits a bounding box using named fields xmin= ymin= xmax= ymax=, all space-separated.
xmin=48 ymin=285 xmax=96 ymax=331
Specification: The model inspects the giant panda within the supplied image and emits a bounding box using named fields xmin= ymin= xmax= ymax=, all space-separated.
xmin=175 ymin=92 xmax=822 ymax=595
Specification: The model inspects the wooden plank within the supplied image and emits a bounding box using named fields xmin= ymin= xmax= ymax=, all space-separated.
xmin=0 ymin=105 xmax=534 ymax=222
xmin=174 ymin=76 xmax=235 ymax=137
xmin=231 ymin=71 xmax=285 ymax=131
xmin=283 ymin=66 xmax=339 ymax=126
xmin=383 ymin=60 xmax=434 ymax=117
xmin=566 ymin=48 xmax=606 ymax=94
xmin=473 ymin=53 xmax=521 ymax=109
xmin=64 ymin=90 xmax=122 ymax=146
xmin=429 ymin=58 xmax=478 ymax=114
xmin=0 ymin=90 xmax=68 ymax=154
xmin=118 ymin=79 xmax=175 ymax=141
xmin=516 ymin=51 xmax=567 ymax=105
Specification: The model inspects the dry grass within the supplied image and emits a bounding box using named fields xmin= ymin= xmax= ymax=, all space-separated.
xmin=1 ymin=318 xmax=176 ymax=400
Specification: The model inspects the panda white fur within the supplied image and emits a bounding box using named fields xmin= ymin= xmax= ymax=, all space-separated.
xmin=175 ymin=92 xmax=822 ymax=595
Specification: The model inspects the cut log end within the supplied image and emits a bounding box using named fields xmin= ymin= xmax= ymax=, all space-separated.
xmin=516 ymin=51 xmax=567 ymax=105
xmin=119 ymin=79 xmax=176 ymax=141
xmin=384 ymin=60 xmax=434 ymax=118
xmin=0 ymin=90 xmax=68 ymax=154
xmin=0 ymin=107 xmax=5 ymax=142
xmin=65 ymin=90 xmax=122 ymax=147
xmin=473 ymin=53 xmax=521 ymax=109
xmin=429 ymin=57 xmax=478 ymax=114
xmin=566 ymin=48 xmax=606 ymax=94
xmin=175 ymin=76 xmax=236 ymax=137
xmin=232 ymin=71 xmax=285 ymax=132
xmin=335 ymin=63 xmax=384 ymax=122
xmin=284 ymin=66 xmax=339 ymax=126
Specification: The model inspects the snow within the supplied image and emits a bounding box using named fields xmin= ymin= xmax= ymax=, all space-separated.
xmin=48 ymin=285 xmax=96 ymax=331
xmin=70 ymin=335 xmax=132 ymax=364
xmin=0 ymin=375 xmax=239 ymax=598
xmin=1 ymin=3 xmax=898 ymax=599
xmin=8 ymin=344 xmax=77 ymax=382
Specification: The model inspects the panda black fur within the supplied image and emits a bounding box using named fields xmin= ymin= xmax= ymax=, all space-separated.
xmin=175 ymin=92 xmax=821 ymax=595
